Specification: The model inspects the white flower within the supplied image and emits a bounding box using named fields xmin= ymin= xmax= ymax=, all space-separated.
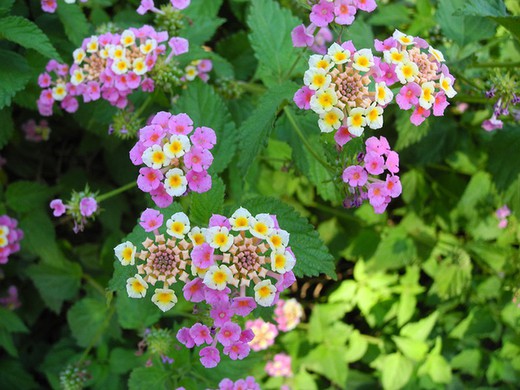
xmin=185 ymin=65 xmax=198 ymax=81
xmin=126 ymin=275 xmax=148 ymax=298
xmin=111 ymin=58 xmax=130 ymax=75
xmin=352 ymin=49 xmax=374 ymax=72
xmin=428 ymin=46 xmax=445 ymax=62
xmin=303 ymin=68 xmax=332 ymax=91
xmin=327 ymin=42 xmax=350 ymax=65
xmin=86 ymin=36 xmax=99 ymax=53
xmin=395 ymin=61 xmax=419 ymax=84
xmin=318 ymin=107 xmax=344 ymax=133
xmin=375 ymin=82 xmax=393 ymax=106
xmin=203 ymin=265 xmax=233 ymax=290
xmin=308 ymin=54 xmax=334 ymax=71
xmin=393 ymin=29 xmax=415 ymax=46
xmin=346 ymin=107 xmax=367 ymax=136
xmin=151 ymin=288 xmax=177 ymax=312
xmin=254 ymin=280 xmax=277 ymax=306
xmin=383 ymin=47 xmax=408 ymax=64
xmin=229 ymin=207 xmax=252 ymax=231
xmin=267 ymin=229 xmax=290 ymax=252
xmin=439 ymin=74 xmax=456 ymax=98
xmin=114 ymin=241 xmax=136 ymax=266
xmin=270 ymin=249 xmax=296 ymax=274
xmin=142 ymin=145 xmax=170 ymax=169
xmin=164 ymin=168 xmax=187 ymax=197
xmin=70 ymin=69 xmax=85 ymax=86
xmin=163 ymin=134 xmax=191 ymax=159
xmin=140 ymin=39 xmax=157 ymax=55
xmin=249 ymin=213 xmax=275 ymax=239
xmin=121 ymin=30 xmax=136 ymax=47
xmin=419 ymin=81 xmax=436 ymax=109
xmin=365 ymin=103 xmax=384 ymax=129
xmin=73 ymin=48 xmax=86 ymax=64
xmin=132 ymin=57 xmax=148 ymax=76
xmin=309 ymin=87 xmax=338 ymax=114
xmin=52 ymin=83 xmax=67 ymax=101
xmin=188 ymin=226 xmax=206 ymax=246
xmin=205 ymin=226 xmax=233 ymax=252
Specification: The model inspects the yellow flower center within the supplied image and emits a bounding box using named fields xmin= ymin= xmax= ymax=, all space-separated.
xmin=352 ymin=113 xmax=363 ymax=127
xmin=270 ymin=236 xmax=282 ymax=247
xmin=122 ymin=247 xmax=133 ymax=260
xmin=214 ymin=233 xmax=228 ymax=245
xmin=158 ymin=292 xmax=172 ymax=303
xmin=368 ymin=109 xmax=379 ymax=121
xmin=168 ymin=174 xmax=182 ymax=188
xmin=212 ymin=270 xmax=227 ymax=284
xmin=132 ymin=280 xmax=145 ymax=293
xmin=172 ymin=221 xmax=185 ymax=234
xmin=152 ymin=151 xmax=165 ymax=164
xmin=324 ymin=111 xmax=339 ymax=125
xmin=254 ymin=222 xmax=268 ymax=235
xmin=258 ymin=285 xmax=272 ymax=298
xmin=235 ymin=216 xmax=248 ymax=228
xmin=357 ymin=56 xmax=369 ymax=67
xmin=168 ymin=141 xmax=182 ymax=154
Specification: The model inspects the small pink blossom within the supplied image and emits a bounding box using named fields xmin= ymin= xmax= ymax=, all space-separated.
xmin=410 ymin=106 xmax=431 ymax=126
xmin=38 ymin=73 xmax=52 ymax=88
xmin=334 ymin=126 xmax=354 ymax=146
xmin=150 ymin=184 xmax=174 ymax=208
xmin=482 ymin=115 xmax=503 ymax=132
xmin=365 ymin=136 xmax=390 ymax=156
xmin=293 ymin=86 xmax=315 ymax=110
xmin=139 ymin=125 xmax=166 ymax=147
xmin=168 ymin=113 xmax=193 ymax=135
xmin=177 ymin=327 xmax=195 ymax=348
xmin=265 ymin=353 xmax=293 ymax=377
xmin=291 ymin=24 xmax=314 ymax=48
xmin=190 ymin=127 xmax=216 ymax=149
xmin=139 ymin=208 xmax=164 ymax=232
xmin=205 ymin=287 xmax=231 ymax=305
xmin=310 ymin=1 xmax=335 ymax=27
xmin=396 ymin=82 xmax=421 ymax=110
xmin=189 ymin=323 xmax=213 ymax=346
xmin=199 ymin=346 xmax=220 ymax=368
xmin=79 ymin=197 xmax=97 ymax=217
xmin=217 ymin=322 xmax=241 ymax=347
xmin=41 ymin=0 xmax=57 ymax=13
xmin=208 ymin=214 xmax=230 ymax=229
xmin=171 ymin=0 xmax=190 ymax=9
xmin=187 ymin=170 xmax=212 ymax=193
xmin=223 ymin=342 xmax=250 ymax=360
xmin=50 ymin=199 xmax=67 ymax=217
xmin=231 ymin=297 xmax=256 ymax=316
xmin=367 ymin=182 xmax=388 ymax=208
xmin=184 ymin=147 xmax=213 ymax=172
xmin=210 ymin=303 xmax=233 ymax=327
xmin=334 ymin=0 xmax=356 ymax=25
xmin=355 ymin=0 xmax=377 ymax=12
xmin=364 ymin=152 xmax=385 ymax=175
xmin=168 ymin=37 xmax=189 ymax=56
xmin=137 ymin=0 xmax=154 ymax=15
xmin=137 ymin=167 xmax=163 ymax=192
xmin=191 ymin=243 xmax=215 ymax=269
xmin=385 ymin=175 xmax=402 ymax=198
xmin=385 ymin=151 xmax=399 ymax=174
xmin=342 ymin=166 xmax=368 ymax=187
xmin=183 ymin=278 xmax=205 ymax=302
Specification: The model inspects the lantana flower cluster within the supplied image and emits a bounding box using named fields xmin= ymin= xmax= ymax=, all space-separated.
xmin=215 ymin=376 xmax=260 ymax=390
xmin=265 ymin=353 xmax=293 ymax=378
xmin=21 ymin=119 xmax=51 ymax=142
xmin=137 ymin=0 xmax=190 ymax=15
xmin=41 ymin=0 xmax=87 ymax=14
xmin=114 ymin=207 xmax=297 ymax=368
xmin=130 ymin=111 xmax=216 ymax=208
xmin=50 ymin=187 xmax=99 ymax=233
xmin=37 ymin=26 xmax=187 ymax=116
xmin=292 ymin=0 xmax=377 ymax=54
xmin=0 ymin=216 xmax=23 ymax=265
xmin=482 ymin=72 xmax=519 ymax=132
xmin=274 ymin=298 xmax=304 ymax=331
xmin=342 ymin=136 xmax=401 ymax=214
xmin=496 ymin=205 xmax=511 ymax=229
xmin=294 ymin=30 xmax=457 ymax=143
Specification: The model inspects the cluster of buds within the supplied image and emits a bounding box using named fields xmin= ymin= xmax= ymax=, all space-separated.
xmin=342 ymin=136 xmax=401 ymax=214
xmin=265 ymin=353 xmax=293 ymax=378
xmin=215 ymin=376 xmax=260 ymax=390
xmin=114 ymin=207 xmax=297 ymax=367
xmin=21 ymin=119 xmax=51 ymax=142
xmin=58 ymin=362 xmax=91 ymax=390
xmin=292 ymin=0 xmax=377 ymax=54
xmin=130 ymin=111 xmax=216 ymax=208
xmin=50 ymin=187 xmax=99 ymax=233
xmin=135 ymin=328 xmax=175 ymax=365
xmin=496 ymin=205 xmax=511 ymax=229
xmin=41 ymin=0 xmax=87 ymax=14
xmin=0 ymin=215 xmax=23 ymax=265
xmin=375 ymin=30 xmax=456 ymax=125
xmin=294 ymin=41 xmax=390 ymax=140
xmin=482 ymin=71 xmax=520 ymax=131
xmin=37 ymin=27 xmax=189 ymax=116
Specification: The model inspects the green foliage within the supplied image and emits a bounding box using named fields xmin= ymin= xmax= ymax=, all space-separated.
xmin=189 ymin=177 xmax=225 ymax=226
xmin=0 ymin=49 xmax=31 ymax=109
xmin=56 ymin=0 xmax=90 ymax=46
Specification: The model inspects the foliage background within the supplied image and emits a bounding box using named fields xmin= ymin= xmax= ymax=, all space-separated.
xmin=0 ymin=0 xmax=520 ymax=389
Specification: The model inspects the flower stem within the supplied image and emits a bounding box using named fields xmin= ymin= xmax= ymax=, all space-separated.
xmin=469 ymin=61 xmax=520 ymax=69
xmin=134 ymin=94 xmax=154 ymax=118
xmin=284 ymin=50 xmax=304 ymax=79
xmin=79 ymin=302 xmax=116 ymax=363
xmin=82 ymin=273 xmax=106 ymax=297
xmin=283 ymin=107 xmax=335 ymax=173
xmin=97 ymin=181 xmax=137 ymax=203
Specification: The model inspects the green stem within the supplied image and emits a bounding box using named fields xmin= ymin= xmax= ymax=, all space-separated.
xmin=97 ymin=181 xmax=137 ymax=203
xmin=79 ymin=303 xmax=115 ymax=363
xmin=82 ymin=274 xmax=106 ymax=296
xmin=284 ymin=50 xmax=304 ymax=79
xmin=238 ymin=82 xmax=267 ymax=95
xmin=283 ymin=107 xmax=335 ymax=173
xmin=309 ymin=202 xmax=364 ymax=224
xmin=469 ymin=61 xmax=520 ymax=69
xmin=453 ymin=94 xmax=495 ymax=104
xmin=134 ymin=95 xmax=154 ymax=118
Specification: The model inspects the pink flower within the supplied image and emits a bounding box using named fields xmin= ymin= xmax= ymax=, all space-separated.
xmin=197 ymin=60 xmax=213 ymax=73
xmin=293 ymin=86 xmax=315 ymax=110
xmin=210 ymin=303 xmax=233 ymax=327
xmin=396 ymin=82 xmax=421 ymax=110
xmin=139 ymin=208 xmax=164 ymax=232
xmin=246 ymin=319 xmax=278 ymax=351
xmin=433 ymin=91 xmax=449 ymax=116
xmin=191 ymin=243 xmax=215 ymax=269
xmin=310 ymin=1 xmax=335 ymax=27
xmin=150 ymin=184 xmax=173 ymax=208
xmin=355 ymin=0 xmax=377 ymax=12
xmin=171 ymin=0 xmax=190 ymax=9
xmin=190 ymin=127 xmax=216 ymax=149
xmin=364 ymin=152 xmax=385 ymax=175
xmin=38 ymin=73 xmax=52 ymax=88
xmin=482 ymin=115 xmax=503 ymax=132
xmin=141 ymin=78 xmax=155 ymax=92
xmin=265 ymin=353 xmax=293 ymax=377
xmin=199 ymin=346 xmax=220 ymax=368
xmin=275 ymin=270 xmax=296 ymax=291
xmin=183 ymin=278 xmax=205 ymax=302
xmin=374 ymin=37 xmax=397 ymax=52
xmin=311 ymin=27 xmax=333 ymax=54
xmin=168 ymin=37 xmax=189 ymax=56
xmin=291 ymin=24 xmax=314 ymax=48
xmin=184 ymin=147 xmax=213 ymax=172
xmin=177 ymin=327 xmax=195 ymax=348
xmin=385 ymin=175 xmax=402 ymax=198
xmin=334 ymin=126 xmax=354 ymax=146
xmin=373 ymin=61 xmax=398 ymax=86
xmin=79 ymin=197 xmax=97 ymax=217
xmin=139 ymin=125 xmax=166 ymax=147
xmin=137 ymin=167 xmax=163 ymax=192
xmin=168 ymin=113 xmax=193 ymax=135
xmin=410 ymin=106 xmax=431 ymax=126
xmin=50 ymin=199 xmax=66 ymax=217
xmin=240 ymin=329 xmax=255 ymax=343
xmin=367 ymin=182 xmax=388 ymax=208
xmin=217 ymin=322 xmax=241 ymax=347
xmin=61 ymin=96 xmax=79 ymax=113
xmin=187 ymin=170 xmax=212 ymax=193
xmin=342 ymin=166 xmax=368 ymax=187
xmin=126 ymin=73 xmax=141 ymax=90
xmin=385 ymin=151 xmax=399 ymax=174
xmin=231 ymin=297 xmax=256 ymax=316
xmin=223 ymin=342 xmax=250 ymax=360
xmin=190 ymin=323 xmax=213 ymax=346
xmin=129 ymin=142 xmax=145 ymax=165
xmin=41 ymin=0 xmax=57 ymax=13
xmin=208 ymin=214 xmax=230 ymax=229
xmin=498 ymin=219 xmax=508 ymax=229
xmin=137 ymin=0 xmax=154 ymax=14
xmin=334 ymin=0 xmax=356 ymax=25
xmin=365 ymin=136 xmax=390 ymax=156
xmin=150 ymin=111 xmax=171 ymax=130
xmin=496 ymin=205 xmax=511 ymax=220
xmin=0 ymin=286 xmax=21 ymax=310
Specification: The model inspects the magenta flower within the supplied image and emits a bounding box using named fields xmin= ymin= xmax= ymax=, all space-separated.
xmin=410 ymin=106 xmax=431 ymax=126
xmin=191 ymin=243 xmax=215 ymax=269
xmin=334 ymin=126 xmax=354 ymax=147
xmin=433 ymin=91 xmax=449 ymax=116
xmin=199 ymin=346 xmax=220 ymax=368
xmin=374 ymin=37 xmax=397 ymax=52
xmin=190 ymin=127 xmax=217 ymax=149
xmin=385 ymin=151 xmax=399 ymax=174
xmin=41 ymin=0 xmax=57 ymax=13
xmin=150 ymin=184 xmax=173 ymax=208
xmin=139 ymin=125 xmax=166 ymax=147
xmin=334 ymin=0 xmax=356 ymax=25
xmin=355 ymin=0 xmax=377 ymax=12
xmin=184 ymin=146 xmax=213 ymax=172
xmin=217 ymin=322 xmax=241 ymax=347
xmin=291 ymin=24 xmax=314 ymax=48
xmin=177 ymin=327 xmax=195 ymax=348
xmin=293 ymin=86 xmax=315 ymax=110
xmin=139 ymin=208 xmax=164 ymax=232
xmin=385 ymin=175 xmax=402 ymax=198
xmin=210 ymin=303 xmax=233 ymax=327
xmin=38 ymin=73 xmax=52 ymax=88
xmin=168 ymin=113 xmax=193 ymax=135
xmin=186 ymin=170 xmax=212 ymax=193
xmin=231 ymin=297 xmax=256 ymax=316
xmin=223 ymin=342 xmax=250 ymax=360
xmin=137 ymin=167 xmax=163 ymax=192
xmin=50 ymin=199 xmax=66 ymax=217
xmin=342 ymin=166 xmax=368 ymax=187
xmin=482 ymin=115 xmax=503 ymax=132
xmin=396 ymin=82 xmax=421 ymax=110
xmin=183 ymin=278 xmax=205 ymax=302
xmin=189 ymin=323 xmax=213 ymax=346
xmin=496 ymin=205 xmax=511 ymax=220
xmin=367 ymin=182 xmax=388 ymax=208
xmin=208 ymin=214 xmax=231 ymax=229
xmin=365 ymin=136 xmax=390 ymax=155
xmin=137 ymin=0 xmax=154 ymax=15
xmin=79 ymin=197 xmax=97 ymax=217
xmin=310 ymin=1 xmax=335 ymax=27
xmin=374 ymin=61 xmax=398 ymax=86
xmin=168 ymin=37 xmax=189 ymax=56
xmin=171 ymin=0 xmax=190 ymax=9
xmin=364 ymin=152 xmax=385 ymax=175
xmin=275 ymin=271 xmax=296 ymax=291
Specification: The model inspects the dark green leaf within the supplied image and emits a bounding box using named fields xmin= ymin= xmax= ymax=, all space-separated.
xmin=0 ymin=49 xmax=31 ymax=109
xmin=189 ymin=177 xmax=225 ymax=226
xmin=5 ymin=181 xmax=52 ymax=213
xmin=56 ymin=0 xmax=90 ymax=46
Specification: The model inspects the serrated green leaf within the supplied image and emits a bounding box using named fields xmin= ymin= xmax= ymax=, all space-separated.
xmin=5 ymin=181 xmax=52 ymax=213
xmin=487 ymin=125 xmax=520 ymax=191
xmin=392 ymin=336 xmax=428 ymax=361
xmin=67 ymin=298 xmax=119 ymax=347
xmin=241 ymin=197 xmax=336 ymax=278
xmin=247 ymin=0 xmax=301 ymax=83
xmin=189 ymin=177 xmax=225 ymax=226
xmin=237 ymin=82 xmax=298 ymax=176
xmin=304 ymin=344 xmax=348 ymax=387
xmin=395 ymin=110 xmax=431 ymax=151
xmin=175 ymin=80 xmax=236 ymax=174
xmin=216 ymin=31 xmax=257 ymax=80
xmin=0 ymin=359 xmax=39 ymax=389
xmin=128 ymin=367 xmax=171 ymax=390
xmin=451 ymin=349 xmax=481 ymax=376
xmin=56 ymin=0 xmax=90 ymax=46
xmin=400 ymin=311 xmax=438 ymax=342
xmin=0 ymin=49 xmax=31 ymax=109
xmin=0 ymin=16 xmax=61 ymax=60
xmin=25 ymin=262 xmax=82 ymax=312
xmin=0 ymin=308 xmax=28 ymax=333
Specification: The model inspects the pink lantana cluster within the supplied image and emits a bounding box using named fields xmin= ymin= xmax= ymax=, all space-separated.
xmin=374 ymin=30 xmax=456 ymax=125
xmin=246 ymin=319 xmax=278 ymax=352
xmin=216 ymin=376 xmax=260 ymax=390
xmin=37 ymin=27 xmax=188 ymax=116
xmin=41 ymin=0 xmax=87 ymax=14
xmin=21 ymin=119 xmax=51 ymax=142
xmin=115 ymin=207 xmax=297 ymax=368
xmin=265 ymin=353 xmax=293 ymax=378
xmin=130 ymin=111 xmax=216 ymax=208
xmin=137 ymin=0 xmax=190 ymax=15
xmin=342 ymin=136 xmax=401 ymax=214
xmin=50 ymin=188 xmax=99 ymax=233
xmin=0 ymin=215 xmax=23 ymax=265
xmin=274 ymin=298 xmax=304 ymax=332
xmin=496 ymin=205 xmax=511 ymax=229
xmin=292 ymin=0 xmax=377 ymax=54
xmin=183 ymin=59 xmax=213 ymax=83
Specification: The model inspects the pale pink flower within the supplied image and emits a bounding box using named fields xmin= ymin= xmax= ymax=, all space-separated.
xmin=189 ymin=323 xmax=213 ymax=346
xmin=79 ymin=197 xmax=97 ymax=217
xmin=139 ymin=208 xmax=164 ymax=232
xmin=199 ymin=346 xmax=220 ymax=368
